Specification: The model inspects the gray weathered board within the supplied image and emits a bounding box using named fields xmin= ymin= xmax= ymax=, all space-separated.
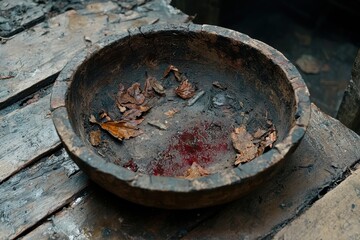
xmin=1 ymin=1 xmax=360 ymax=239
xmin=0 ymin=94 xmax=60 ymax=183
xmin=0 ymin=0 xmax=187 ymax=109
xmin=0 ymin=149 xmax=88 ymax=239
xmin=274 ymin=165 xmax=360 ymax=240
xmin=18 ymin=106 xmax=360 ymax=240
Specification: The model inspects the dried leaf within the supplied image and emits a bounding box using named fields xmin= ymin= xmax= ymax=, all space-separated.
xmin=122 ymin=103 xmax=151 ymax=112
xmin=143 ymin=77 xmax=155 ymax=98
xmin=117 ymin=83 xmax=145 ymax=105
xmin=122 ymin=108 xmax=142 ymax=120
xmin=164 ymin=108 xmax=179 ymax=118
xmin=212 ymin=81 xmax=227 ymax=90
xmin=183 ymin=162 xmax=209 ymax=179
xmin=175 ymin=79 xmax=196 ymax=99
xmin=149 ymin=76 xmax=165 ymax=94
xmin=231 ymin=126 xmax=258 ymax=166
xmin=163 ymin=65 xmax=179 ymax=78
xmin=89 ymin=115 xmax=142 ymax=141
xmin=127 ymin=83 xmax=145 ymax=104
xmin=89 ymin=130 xmax=101 ymax=146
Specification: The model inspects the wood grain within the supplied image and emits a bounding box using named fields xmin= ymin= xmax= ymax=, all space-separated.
xmin=0 ymin=0 xmax=187 ymax=109
xmin=182 ymin=104 xmax=360 ymax=239
xmin=21 ymin=184 xmax=219 ymax=240
xmin=274 ymin=166 xmax=360 ymax=240
xmin=0 ymin=94 xmax=60 ymax=182
xmin=21 ymin=105 xmax=360 ymax=239
xmin=0 ymin=148 xmax=89 ymax=240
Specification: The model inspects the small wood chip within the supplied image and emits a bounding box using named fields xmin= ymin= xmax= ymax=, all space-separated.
xmin=148 ymin=120 xmax=168 ymax=130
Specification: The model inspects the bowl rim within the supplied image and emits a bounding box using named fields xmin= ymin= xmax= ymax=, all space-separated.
xmin=51 ymin=23 xmax=311 ymax=194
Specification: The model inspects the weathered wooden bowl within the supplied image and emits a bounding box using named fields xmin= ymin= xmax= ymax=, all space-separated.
xmin=51 ymin=24 xmax=310 ymax=209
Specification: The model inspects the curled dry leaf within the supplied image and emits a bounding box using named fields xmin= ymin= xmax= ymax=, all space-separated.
xmin=231 ymin=126 xmax=258 ymax=165
xmin=183 ymin=162 xmax=209 ymax=179
xmin=89 ymin=130 xmax=101 ymax=146
xmin=175 ymin=79 xmax=196 ymax=99
xmin=122 ymin=108 xmax=142 ymax=120
xmin=164 ymin=108 xmax=179 ymax=118
xmin=163 ymin=64 xmax=187 ymax=82
xmin=148 ymin=76 xmax=165 ymax=95
xmin=89 ymin=115 xmax=143 ymax=141
xmin=163 ymin=64 xmax=179 ymax=78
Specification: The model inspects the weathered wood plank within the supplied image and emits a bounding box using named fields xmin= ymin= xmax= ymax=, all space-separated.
xmin=337 ymin=49 xmax=360 ymax=134
xmin=0 ymin=94 xmax=60 ymax=182
xmin=274 ymin=166 xmax=360 ymax=240
xmin=182 ymin=104 xmax=360 ymax=239
xmin=0 ymin=148 xmax=89 ymax=240
xmin=0 ymin=0 xmax=45 ymax=37
xmin=0 ymin=0 xmax=188 ymax=109
xmin=22 ymin=184 xmax=218 ymax=240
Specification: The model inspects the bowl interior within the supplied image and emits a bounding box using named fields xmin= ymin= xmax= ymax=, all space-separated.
xmin=66 ymin=26 xmax=296 ymax=178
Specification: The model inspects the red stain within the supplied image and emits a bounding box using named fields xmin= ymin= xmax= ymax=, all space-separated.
xmin=122 ymin=159 xmax=138 ymax=172
xmin=148 ymin=121 xmax=229 ymax=176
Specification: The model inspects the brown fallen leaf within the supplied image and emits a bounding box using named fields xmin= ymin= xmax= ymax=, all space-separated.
xmin=231 ymin=126 xmax=258 ymax=166
xmin=149 ymin=76 xmax=165 ymax=95
xmin=89 ymin=115 xmax=143 ymax=141
xmin=175 ymin=79 xmax=196 ymax=99
xmin=89 ymin=130 xmax=101 ymax=146
xmin=163 ymin=65 xmax=179 ymax=78
xmin=122 ymin=108 xmax=142 ymax=120
xmin=127 ymin=82 xmax=145 ymax=104
xmin=116 ymin=103 xmax=127 ymax=113
xmin=143 ymin=77 xmax=155 ymax=98
xmin=121 ymin=103 xmax=151 ymax=113
xmin=164 ymin=108 xmax=179 ymax=118
xmin=183 ymin=162 xmax=209 ymax=179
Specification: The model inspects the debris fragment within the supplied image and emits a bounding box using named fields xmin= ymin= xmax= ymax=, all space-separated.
xmin=295 ymin=54 xmax=321 ymax=74
xmin=212 ymin=81 xmax=227 ymax=90
xmin=163 ymin=65 xmax=179 ymax=78
xmin=148 ymin=76 xmax=165 ymax=95
xmin=231 ymin=123 xmax=278 ymax=166
xmin=148 ymin=120 xmax=168 ymax=130
xmin=23 ymin=93 xmax=40 ymax=106
xmin=99 ymin=111 xmax=112 ymax=121
xmin=187 ymin=90 xmax=205 ymax=106
xmin=89 ymin=115 xmax=143 ymax=141
xmin=164 ymin=108 xmax=179 ymax=118
xmin=183 ymin=162 xmax=209 ymax=179
xmin=175 ymin=79 xmax=196 ymax=99
xmin=231 ymin=126 xmax=258 ymax=165
xmin=89 ymin=130 xmax=101 ymax=146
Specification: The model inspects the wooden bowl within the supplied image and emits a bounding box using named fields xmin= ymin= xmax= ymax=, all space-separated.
xmin=51 ymin=24 xmax=310 ymax=209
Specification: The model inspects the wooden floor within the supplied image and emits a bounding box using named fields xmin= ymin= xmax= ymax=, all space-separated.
xmin=0 ymin=1 xmax=360 ymax=239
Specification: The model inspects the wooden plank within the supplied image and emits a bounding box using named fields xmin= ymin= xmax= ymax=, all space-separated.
xmin=0 ymin=0 xmax=45 ymax=37
xmin=181 ymin=104 xmax=360 ymax=239
xmin=337 ymin=50 xmax=360 ymax=134
xmin=0 ymin=94 xmax=61 ymax=182
xmin=0 ymin=148 xmax=89 ymax=240
xmin=274 ymin=166 xmax=360 ymax=240
xmin=22 ymin=185 xmax=218 ymax=240
xmin=0 ymin=0 xmax=188 ymax=109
